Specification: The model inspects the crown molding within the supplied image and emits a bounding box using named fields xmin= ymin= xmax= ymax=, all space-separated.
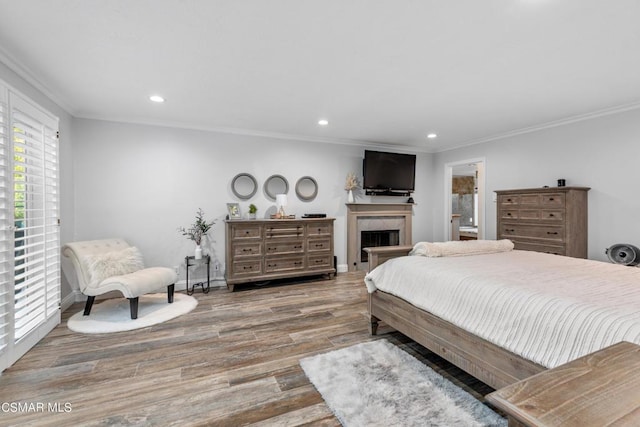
xmin=0 ymin=46 xmax=75 ymax=115
xmin=437 ymin=100 xmax=640 ymax=153
xmin=76 ymin=113 xmax=432 ymax=154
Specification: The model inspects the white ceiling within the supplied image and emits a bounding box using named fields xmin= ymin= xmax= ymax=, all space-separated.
xmin=1 ymin=0 xmax=639 ymax=152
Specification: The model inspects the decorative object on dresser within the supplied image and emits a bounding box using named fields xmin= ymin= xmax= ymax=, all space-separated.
xmin=224 ymin=218 xmax=335 ymax=291
xmin=179 ymin=208 xmax=215 ymax=259
xmin=248 ymin=203 xmax=258 ymax=219
xmin=495 ymin=186 xmax=590 ymax=258
xmin=275 ymin=193 xmax=288 ymax=218
xmin=226 ymin=202 xmax=241 ymax=220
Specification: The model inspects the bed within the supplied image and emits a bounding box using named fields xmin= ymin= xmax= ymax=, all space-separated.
xmin=364 ymin=241 xmax=640 ymax=390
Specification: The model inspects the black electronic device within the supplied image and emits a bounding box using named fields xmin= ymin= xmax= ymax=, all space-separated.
xmin=363 ymin=150 xmax=416 ymax=196
xmin=302 ymin=213 xmax=327 ymax=218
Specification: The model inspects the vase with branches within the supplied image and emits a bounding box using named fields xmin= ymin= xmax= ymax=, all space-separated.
xmin=178 ymin=208 xmax=215 ymax=259
xmin=345 ymin=172 xmax=360 ymax=203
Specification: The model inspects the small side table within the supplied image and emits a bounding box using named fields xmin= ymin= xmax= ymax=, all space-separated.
xmin=486 ymin=341 xmax=640 ymax=427
xmin=185 ymin=255 xmax=210 ymax=295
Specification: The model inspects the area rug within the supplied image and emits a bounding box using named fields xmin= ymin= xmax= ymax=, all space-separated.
xmin=300 ymin=339 xmax=506 ymax=427
xmin=67 ymin=293 xmax=197 ymax=334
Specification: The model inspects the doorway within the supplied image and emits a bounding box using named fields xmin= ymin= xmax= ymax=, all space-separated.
xmin=444 ymin=158 xmax=485 ymax=241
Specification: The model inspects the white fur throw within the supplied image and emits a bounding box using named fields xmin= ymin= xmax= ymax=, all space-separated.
xmin=410 ymin=239 xmax=514 ymax=257
xmin=83 ymin=246 xmax=145 ymax=285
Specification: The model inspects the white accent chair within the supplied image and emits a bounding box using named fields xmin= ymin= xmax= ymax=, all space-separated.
xmin=62 ymin=238 xmax=177 ymax=319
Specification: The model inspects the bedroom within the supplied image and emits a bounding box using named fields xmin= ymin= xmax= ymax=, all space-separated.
xmin=1 ymin=1 xmax=640 ymax=425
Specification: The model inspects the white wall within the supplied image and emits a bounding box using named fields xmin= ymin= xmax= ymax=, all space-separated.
xmin=432 ymin=108 xmax=640 ymax=261
xmin=72 ymin=118 xmax=432 ymax=286
xmin=0 ymin=61 xmax=76 ymax=303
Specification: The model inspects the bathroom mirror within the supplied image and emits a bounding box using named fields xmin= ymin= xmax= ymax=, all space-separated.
xmin=231 ymin=173 xmax=258 ymax=200
xmin=264 ymin=174 xmax=289 ymax=200
xmin=295 ymin=176 xmax=318 ymax=201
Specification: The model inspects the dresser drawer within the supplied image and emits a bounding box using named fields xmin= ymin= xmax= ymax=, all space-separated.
xmin=500 ymin=209 xmax=518 ymax=220
xmin=512 ymin=240 xmax=565 ymax=256
xmin=308 ymin=254 xmax=333 ymax=269
xmin=541 ymin=193 xmax=564 ymax=207
xmin=308 ymin=238 xmax=331 ymax=253
xmin=265 ymin=257 xmax=305 ymax=273
xmin=307 ymin=222 xmax=332 ymax=236
xmin=500 ymin=224 xmax=564 ymax=242
xmin=499 ymin=195 xmax=520 ymax=206
xmin=265 ymin=224 xmax=304 ymax=239
xmin=232 ymin=242 xmax=262 ymax=257
xmin=230 ymin=260 xmax=262 ymax=277
xmin=231 ymin=225 xmax=261 ymax=239
xmin=541 ymin=209 xmax=564 ymax=221
xmin=265 ymin=240 xmax=304 ymax=255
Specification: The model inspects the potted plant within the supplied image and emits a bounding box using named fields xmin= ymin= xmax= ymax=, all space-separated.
xmin=178 ymin=208 xmax=215 ymax=259
xmin=248 ymin=204 xmax=258 ymax=219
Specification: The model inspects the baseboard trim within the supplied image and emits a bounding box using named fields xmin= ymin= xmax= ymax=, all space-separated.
xmin=337 ymin=264 xmax=349 ymax=273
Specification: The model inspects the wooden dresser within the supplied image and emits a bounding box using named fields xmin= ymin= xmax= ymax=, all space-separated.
xmin=496 ymin=187 xmax=590 ymax=258
xmin=224 ymin=218 xmax=335 ymax=291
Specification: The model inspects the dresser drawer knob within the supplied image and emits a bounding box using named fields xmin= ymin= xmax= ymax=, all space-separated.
xmin=243 ymin=266 xmax=253 ymax=270
xmin=549 ymin=214 xmax=554 ymax=217
xmin=547 ymin=231 xmax=559 ymax=235
xmin=549 ymin=197 xmax=554 ymax=201
xmin=506 ymin=213 xmax=512 ymax=216
xmin=315 ymin=259 xmax=323 ymax=263
xmin=506 ymin=228 xmax=515 ymax=232
xmin=507 ymin=198 xmax=512 ymax=202
xmin=315 ymin=243 xmax=323 ymax=248
xmin=268 ymin=263 xmax=277 ymax=268
xmin=242 ymin=248 xmax=252 ymax=252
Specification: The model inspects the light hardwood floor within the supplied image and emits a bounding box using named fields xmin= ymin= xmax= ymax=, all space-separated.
xmin=0 ymin=272 xmax=494 ymax=426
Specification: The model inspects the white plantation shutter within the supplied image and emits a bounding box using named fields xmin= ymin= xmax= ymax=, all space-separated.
xmin=0 ymin=90 xmax=10 ymax=366
xmin=0 ymin=83 xmax=60 ymax=372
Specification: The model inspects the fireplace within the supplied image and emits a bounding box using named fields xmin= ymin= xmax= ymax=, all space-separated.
xmin=346 ymin=203 xmax=413 ymax=271
xmin=361 ymin=229 xmax=400 ymax=261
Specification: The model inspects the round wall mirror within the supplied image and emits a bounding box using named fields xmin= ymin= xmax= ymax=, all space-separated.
xmin=264 ymin=174 xmax=289 ymax=200
xmin=295 ymin=176 xmax=318 ymax=201
xmin=231 ymin=173 xmax=258 ymax=200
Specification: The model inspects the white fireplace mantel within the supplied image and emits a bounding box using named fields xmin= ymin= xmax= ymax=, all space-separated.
xmin=346 ymin=203 xmax=413 ymax=272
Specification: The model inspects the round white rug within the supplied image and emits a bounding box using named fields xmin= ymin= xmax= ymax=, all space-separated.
xmin=67 ymin=293 xmax=198 ymax=334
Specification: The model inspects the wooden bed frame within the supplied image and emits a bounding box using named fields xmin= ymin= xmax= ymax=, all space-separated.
xmin=365 ymin=246 xmax=546 ymax=390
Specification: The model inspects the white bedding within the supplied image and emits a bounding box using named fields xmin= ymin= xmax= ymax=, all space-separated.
xmin=364 ymin=250 xmax=640 ymax=368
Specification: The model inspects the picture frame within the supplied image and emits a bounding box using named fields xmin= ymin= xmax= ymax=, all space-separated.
xmin=227 ymin=203 xmax=241 ymax=220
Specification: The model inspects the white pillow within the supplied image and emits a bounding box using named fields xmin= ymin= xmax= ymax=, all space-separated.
xmin=410 ymin=239 xmax=514 ymax=257
xmin=83 ymin=246 xmax=144 ymax=284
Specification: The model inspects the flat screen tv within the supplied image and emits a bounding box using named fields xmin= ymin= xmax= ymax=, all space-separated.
xmin=363 ymin=150 xmax=416 ymax=195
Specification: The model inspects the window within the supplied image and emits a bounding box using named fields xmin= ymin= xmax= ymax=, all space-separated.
xmin=0 ymin=82 xmax=60 ymax=372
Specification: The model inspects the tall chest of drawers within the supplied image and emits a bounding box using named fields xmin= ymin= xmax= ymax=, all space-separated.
xmin=496 ymin=187 xmax=590 ymax=258
xmin=224 ymin=218 xmax=335 ymax=291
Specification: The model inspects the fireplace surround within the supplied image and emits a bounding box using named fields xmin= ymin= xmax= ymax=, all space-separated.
xmin=346 ymin=203 xmax=413 ymax=271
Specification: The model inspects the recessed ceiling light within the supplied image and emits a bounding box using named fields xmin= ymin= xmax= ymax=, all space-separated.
xmin=318 ymin=119 xmax=329 ymax=126
xmin=149 ymin=95 xmax=165 ymax=103
xmin=427 ymin=133 xmax=437 ymax=139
